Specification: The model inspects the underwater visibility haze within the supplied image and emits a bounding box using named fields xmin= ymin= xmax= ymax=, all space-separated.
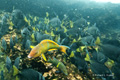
xmin=0 ymin=0 xmax=120 ymax=80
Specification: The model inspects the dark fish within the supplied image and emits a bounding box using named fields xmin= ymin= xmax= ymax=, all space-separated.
xmin=2 ymin=38 xmax=7 ymax=51
xmin=86 ymin=24 xmax=100 ymax=37
xmin=21 ymin=28 xmax=30 ymax=37
xmin=91 ymin=51 xmax=108 ymax=64
xmin=71 ymin=56 xmax=88 ymax=73
xmin=14 ymin=35 xmax=18 ymax=43
xmin=61 ymin=37 xmax=70 ymax=46
xmin=66 ymin=28 xmax=82 ymax=38
xmin=70 ymin=42 xmax=79 ymax=51
xmin=74 ymin=17 xmax=87 ymax=27
xmin=101 ymin=44 xmax=120 ymax=63
xmin=1 ymin=14 xmax=9 ymax=25
xmin=55 ymin=29 xmax=67 ymax=39
xmin=6 ymin=56 xmax=12 ymax=72
xmin=49 ymin=17 xmax=61 ymax=27
xmin=85 ymin=54 xmax=113 ymax=80
xmin=111 ymin=65 xmax=120 ymax=80
xmin=48 ymin=57 xmax=68 ymax=75
xmin=11 ymin=9 xmax=25 ymax=29
xmin=103 ymin=39 xmax=120 ymax=47
xmin=0 ymin=32 xmax=3 ymax=39
xmin=35 ymin=32 xmax=52 ymax=43
xmin=25 ymin=39 xmax=31 ymax=50
xmin=1 ymin=70 xmax=4 ymax=80
xmin=90 ymin=61 xmax=113 ymax=80
xmin=19 ymin=69 xmax=45 ymax=80
xmin=10 ymin=36 xmax=14 ymax=50
xmin=0 ymin=14 xmax=9 ymax=35
xmin=35 ymin=32 xmax=43 ymax=43
xmin=81 ymin=35 xmax=95 ymax=46
xmin=14 ymin=57 xmax=20 ymax=69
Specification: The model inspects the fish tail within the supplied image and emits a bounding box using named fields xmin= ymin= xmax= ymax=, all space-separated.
xmin=59 ymin=45 xmax=70 ymax=54
xmin=13 ymin=65 xmax=20 ymax=76
xmin=85 ymin=53 xmax=91 ymax=63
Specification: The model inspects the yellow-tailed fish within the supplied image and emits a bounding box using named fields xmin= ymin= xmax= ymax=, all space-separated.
xmin=104 ymin=59 xmax=115 ymax=69
xmin=48 ymin=57 xmax=68 ymax=75
xmin=28 ymin=39 xmax=70 ymax=61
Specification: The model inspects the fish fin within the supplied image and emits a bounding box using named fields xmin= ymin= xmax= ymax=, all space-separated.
xmin=69 ymin=51 xmax=74 ymax=57
xmin=80 ymin=46 xmax=86 ymax=52
xmin=30 ymin=45 xmax=35 ymax=49
xmin=94 ymin=46 xmax=99 ymax=52
xmin=16 ymin=76 xmax=19 ymax=80
xmin=95 ymin=36 xmax=101 ymax=45
xmin=85 ymin=54 xmax=91 ymax=62
xmin=48 ymin=57 xmax=52 ymax=62
xmin=48 ymin=49 xmax=57 ymax=51
xmin=13 ymin=65 xmax=19 ymax=76
xmin=76 ymin=48 xmax=80 ymax=52
xmin=40 ymin=39 xmax=59 ymax=46
xmin=56 ymin=62 xmax=61 ymax=68
xmin=42 ymin=53 xmax=47 ymax=61
xmin=59 ymin=45 xmax=70 ymax=54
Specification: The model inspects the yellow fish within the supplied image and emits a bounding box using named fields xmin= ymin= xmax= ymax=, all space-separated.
xmin=28 ymin=39 xmax=70 ymax=61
